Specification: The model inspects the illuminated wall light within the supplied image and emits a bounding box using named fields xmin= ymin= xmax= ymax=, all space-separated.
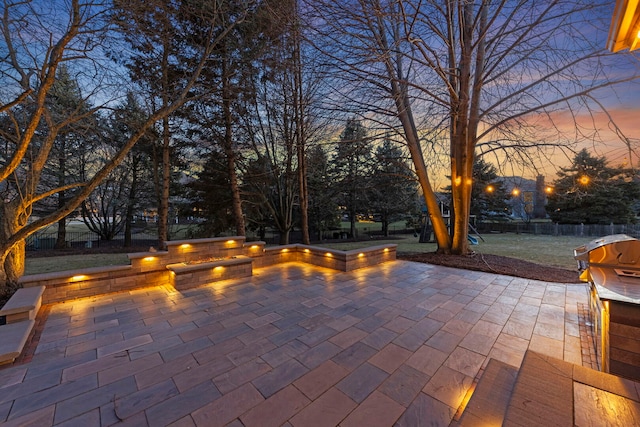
xmin=304 ymin=249 xmax=310 ymax=253
xmin=358 ymin=253 xmax=365 ymax=258
xmin=143 ymin=256 xmax=156 ymax=262
xmin=454 ymin=176 xmax=462 ymax=186
xmin=214 ymin=266 xmax=224 ymax=272
xmin=325 ymin=252 xmax=333 ymax=257
xmin=384 ymin=248 xmax=389 ymax=252
xmin=226 ymin=240 xmax=235 ymax=244
xmin=250 ymin=245 xmax=259 ymax=249
xmin=281 ymin=248 xmax=289 ymax=253
xmin=180 ymin=243 xmax=191 ymax=249
xmin=71 ymin=275 xmax=88 ymax=282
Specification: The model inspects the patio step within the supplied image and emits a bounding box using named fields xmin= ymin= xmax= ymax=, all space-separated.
xmin=0 ymin=285 xmax=44 ymax=365
xmin=503 ymin=350 xmax=575 ymax=426
xmin=455 ymin=358 xmax=518 ymax=426
xmin=0 ymin=320 xmax=35 ymax=364
xmin=454 ymin=350 xmax=640 ymax=426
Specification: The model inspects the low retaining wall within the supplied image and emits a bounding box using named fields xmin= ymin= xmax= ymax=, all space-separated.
xmin=167 ymin=256 xmax=253 ymax=290
xmin=18 ymin=238 xmax=397 ymax=304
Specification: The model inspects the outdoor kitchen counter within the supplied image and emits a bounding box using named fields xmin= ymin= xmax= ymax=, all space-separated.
xmin=588 ymin=265 xmax=640 ymax=304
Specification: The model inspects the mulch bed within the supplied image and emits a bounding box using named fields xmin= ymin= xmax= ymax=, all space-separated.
xmin=399 ymin=252 xmax=581 ymax=283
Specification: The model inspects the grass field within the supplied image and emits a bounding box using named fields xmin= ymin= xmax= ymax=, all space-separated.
xmin=24 ymin=232 xmax=590 ymax=275
xmin=322 ymin=233 xmax=590 ymax=269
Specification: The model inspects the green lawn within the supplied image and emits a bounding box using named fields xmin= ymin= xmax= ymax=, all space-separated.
xmin=320 ymin=233 xmax=591 ymax=270
xmin=24 ymin=232 xmax=590 ymax=275
xmin=25 ymin=253 xmax=131 ymax=275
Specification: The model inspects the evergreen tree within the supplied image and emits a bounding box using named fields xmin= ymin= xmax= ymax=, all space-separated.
xmin=332 ymin=118 xmax=372 ymax=238
xmin=546 ymin=149 xmax=640 ymax=224
xmin=186 ymin=148 xmax=236 ymax=237
xmin=307 ymin=144 xmax=339 ymax=240
xmin=470 ymin=158 xmax=511 ymax=221
xmin=369 ymin=138 xmax=418 ymax=236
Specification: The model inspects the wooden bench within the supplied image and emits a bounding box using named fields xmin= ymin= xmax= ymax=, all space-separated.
xmin=0 ymin=285 xmax=45 ymax=365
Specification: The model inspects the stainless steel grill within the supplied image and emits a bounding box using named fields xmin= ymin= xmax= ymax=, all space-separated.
xmin=575 ymin=234 xmax=640 ymax=380
xmin=574 ymin=234 xmax=640 ymax=303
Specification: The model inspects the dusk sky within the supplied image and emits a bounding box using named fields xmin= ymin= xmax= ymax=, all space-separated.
xmin=534 ymin=3 xmax=640 ymax=177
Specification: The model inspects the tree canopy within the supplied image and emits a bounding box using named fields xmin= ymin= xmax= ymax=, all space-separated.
xmin=305 ymin=0 xmax=640 ymax=254
xmin=546 ymin=149 xmax=640 ymax=224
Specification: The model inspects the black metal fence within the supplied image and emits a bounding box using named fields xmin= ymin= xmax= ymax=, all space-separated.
xmin=26 ymin=232 xmax=156 ymax=251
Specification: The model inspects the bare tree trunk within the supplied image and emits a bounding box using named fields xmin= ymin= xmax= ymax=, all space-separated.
xmin=157 ymin=40 xmax=171 ymax=250
xmin=55 ymin=217 xmax=67 ymax=249
xmin=0 ymin=201 xmax=26 ymax=287
xmin=293 ymin=0 xmax=310 ymax=245
xmin=55 ymin=146 xmax=67 ymax=249
xmin=158 ymin=115 xmax=170 ymax=250
xmin=222 ymin=49 xmax=245 ymax=237
xmin=124 ymin=161 xmax=138 ymax=247
xmin=378 ymin=10 xmax=451 ymax=252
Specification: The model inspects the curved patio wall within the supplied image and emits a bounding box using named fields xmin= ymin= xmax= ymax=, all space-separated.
xmin=17 ymin=237 xmax=396 ymax=304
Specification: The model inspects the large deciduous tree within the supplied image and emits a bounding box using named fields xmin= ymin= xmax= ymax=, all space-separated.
xmin=306 ymin=0 xmax=640 ymax=255
xmin=0 ymin=0 xmax=250 ymax=294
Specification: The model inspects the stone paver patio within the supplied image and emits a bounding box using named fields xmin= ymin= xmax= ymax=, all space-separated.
xmin=0 ymin=260 xmax=590 ymax=426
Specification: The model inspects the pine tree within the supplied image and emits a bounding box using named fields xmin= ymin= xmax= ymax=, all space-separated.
xmin=369 ymin=138 xmax=418 ymax=236
xmin=546 ymin=149 xmax=640 ymax=224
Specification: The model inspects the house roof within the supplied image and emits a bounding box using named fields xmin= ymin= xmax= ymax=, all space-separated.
xmin=607 ymin=0 xmax=640 ymax=52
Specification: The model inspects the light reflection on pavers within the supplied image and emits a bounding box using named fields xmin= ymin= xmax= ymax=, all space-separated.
xmin=0 ymin=260 xmax=589 ymax=426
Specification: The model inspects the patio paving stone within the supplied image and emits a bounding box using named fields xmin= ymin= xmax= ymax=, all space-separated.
xmin=0 ymin=260 xmax=594 ymax=426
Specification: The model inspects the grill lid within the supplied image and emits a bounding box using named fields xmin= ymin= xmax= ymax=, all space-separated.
xmin=574 ymin=234 xmax=640 ymax=267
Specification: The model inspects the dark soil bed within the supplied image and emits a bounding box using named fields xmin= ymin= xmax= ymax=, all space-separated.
xmin=398 ymin=252 xmax=580 ymax=283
